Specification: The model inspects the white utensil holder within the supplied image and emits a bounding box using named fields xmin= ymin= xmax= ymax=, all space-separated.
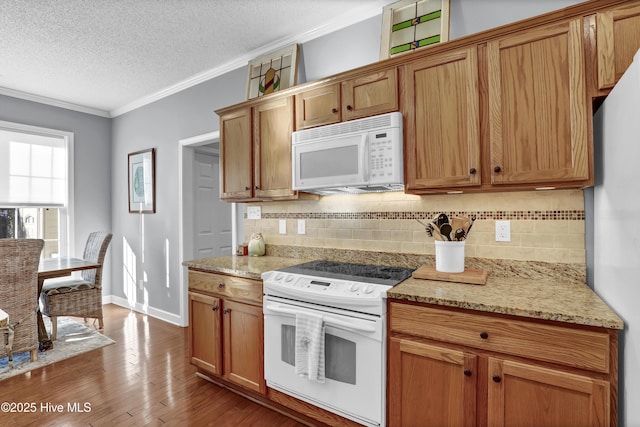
xmin=435 ymin=240 xmax=465 ymax=273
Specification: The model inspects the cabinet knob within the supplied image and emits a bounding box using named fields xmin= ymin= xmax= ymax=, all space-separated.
xmin=254 ymin=185 xmax=259 ymax=190
xmin=346 ymin=105 xmax=353 ymax=111
xmin=469 ymin=168 xmax=477 ymax=175
xmin=223 ymin=309 xmax=230 ymax=315
xmin=464 ymin=369 xmax=472 ymax=377
xmin=331 ymin=108 xmax=338 ymax=114
xmin=218 ymin=283 xmax=224 ymax=289
xmin=245 ymin=186 xmax=250 ymax=191
xmin=492 ymin=375 xmax=502 ymax=383
xmin=211 ymin=305 xmax=218 ymax=312
xmin=493 ymin=166 xmax=502 ymax=173
xmin=480 ymin=331 xmax=489 ymax=339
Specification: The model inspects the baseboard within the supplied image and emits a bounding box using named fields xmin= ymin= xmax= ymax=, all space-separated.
xmin=104 ymin=295 xmax=183 ymax=327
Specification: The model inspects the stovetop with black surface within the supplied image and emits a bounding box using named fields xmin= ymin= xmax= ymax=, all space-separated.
xmin=278 ymin=260 xmax=415 ymax=287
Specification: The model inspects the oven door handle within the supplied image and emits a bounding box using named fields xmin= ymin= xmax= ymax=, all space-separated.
xmin=264 ymin=303 xmax=377 ymax=333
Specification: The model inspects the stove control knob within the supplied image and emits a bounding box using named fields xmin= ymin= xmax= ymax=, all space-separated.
xmin=364 ymin=285 xmax=375 ymax=294
xmin=349 ymin=284 xmax=359 ymax=292
xmin=274 ymin=273 xmax=284 ymax=281
xmin=285 ymin=275 xmax=294 ymax=282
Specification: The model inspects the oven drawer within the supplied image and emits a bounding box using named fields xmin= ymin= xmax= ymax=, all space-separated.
xmin=188 ymin=270 xmax=262 ymax=303
xmin=389 ymin=302 xmax=610 ymax=373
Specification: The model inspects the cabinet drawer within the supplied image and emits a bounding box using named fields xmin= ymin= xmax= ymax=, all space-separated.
xmin=389 ymin=302 xmax=610 ymax=373
xmin=188 ymin=270 xmax=262 ymax=304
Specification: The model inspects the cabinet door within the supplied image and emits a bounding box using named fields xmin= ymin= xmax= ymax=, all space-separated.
xmin=295 ymin=83 xmax=340 ymax=129
xmin=220 ymin=107 xmax=253 ymax=200
xmin=253 ymin=97 xmax=295 ymax=199
xmin=403 ymin=47 xmax=481 ymax=190
xmin=388 ymin=337 xmax=477 ymax=427
xmin=223 ymin=300 xmax=266 ymax=394
xmin=341 ymin=68 xmax=398 ymax=121
xmin=597 ymin=3 xmax=640 ymax=89
xmin=189 ymin=292 xmax=222 ymax=375
xmin=488 ymin=358 xmax=610 ymax=427
xmin=488 ymin=18 xmax=589 ymax=185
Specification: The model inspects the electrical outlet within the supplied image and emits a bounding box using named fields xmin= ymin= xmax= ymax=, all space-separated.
xmin=298 ymin=219 xmax=306 ymax=235
xmin=247 ymin=206 xmax=261 ymax=220
xmin=279 ymin=220 xmax=286 ymax=234
xmin=495 ymin=220 xmax=511 ymax=242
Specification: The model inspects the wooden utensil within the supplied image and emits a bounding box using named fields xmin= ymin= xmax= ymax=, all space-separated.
xmin=439 ymin=223 xmax=453 ymax=241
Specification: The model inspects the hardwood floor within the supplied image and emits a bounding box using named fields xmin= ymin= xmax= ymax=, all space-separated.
xmin=0 ymin=304 xmax=305 ymax=426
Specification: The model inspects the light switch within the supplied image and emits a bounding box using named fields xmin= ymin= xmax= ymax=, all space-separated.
xmin=247 ymin=206 xmax=261 ymax=219
xmin=279 ymin=220 xmax=286 ymax=234
xmin=298 ymin=220 xmax=306 ymax=235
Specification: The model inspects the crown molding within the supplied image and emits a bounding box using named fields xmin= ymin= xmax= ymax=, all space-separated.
xmin=0 ymin=86 xmax=111 ymax=118
xmin=2 ymin=1 xmax=392 ymax=119
xmin=110 ymin=0 xmax=392 ymax=117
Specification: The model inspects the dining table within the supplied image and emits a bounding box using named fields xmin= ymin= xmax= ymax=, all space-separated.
xmin=37 ymin=257 xmax=101 ymax=351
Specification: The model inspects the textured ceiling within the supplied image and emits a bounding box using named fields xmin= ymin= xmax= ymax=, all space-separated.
xmin=0 ymin=0 xmax=393 ymax=117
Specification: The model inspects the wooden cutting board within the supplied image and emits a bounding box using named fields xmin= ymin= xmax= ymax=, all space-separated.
xmin=412 ymin=265 xmax=488 ymax=285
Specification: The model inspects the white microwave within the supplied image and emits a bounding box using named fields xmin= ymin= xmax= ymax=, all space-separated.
xmin=292 ymin=112 xmax=404 ymax=195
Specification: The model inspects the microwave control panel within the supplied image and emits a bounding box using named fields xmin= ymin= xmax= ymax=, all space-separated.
xmin=368 ymin=128 xmax=403 ymax=184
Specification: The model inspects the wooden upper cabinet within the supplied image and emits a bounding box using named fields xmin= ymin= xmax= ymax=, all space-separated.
xmin=487 ymin=18 xmax=590 ymax=186
xmin=220 ymin=107 xmax=253 ymax=200
xmin=253 ymin=96 xmax=295 ymax=199
xmin=295 ymin=68 xmax=399 ymax=129
xmin=403 ymin=47 xmax=481 ymax=191
xmin=597 ymin=2 xmax=640 ymax=89
xmin=487 ymin=358 xmax=610 ymax=427
xmin=295 ymin=83 xmax=341 ymax=129
xmin=341 ymin=68 xmax=398 ymax=121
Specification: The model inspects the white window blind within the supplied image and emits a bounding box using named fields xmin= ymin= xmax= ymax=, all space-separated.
xmin=0 ymin=129 xmax=67 ymax=206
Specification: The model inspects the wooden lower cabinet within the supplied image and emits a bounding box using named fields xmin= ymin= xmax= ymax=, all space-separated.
xmin=388 ymin=301 xmax=617 ymax=427
xmin=189 ymin=292 xmax=222 ymax=375
xmin=223 ymin=299 xmax=265 ymax=393
xmin=488 ymin=358 xmax=610 ymax=427
xmin=388 ymin=337 xmax=477 ymax=427
xmin=188 ymin=269 xmax=266 ymax=395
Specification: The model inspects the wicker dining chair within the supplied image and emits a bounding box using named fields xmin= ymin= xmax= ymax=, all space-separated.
xmin=0 ymin=238 xmax=44 ymax=363
xmin=40 ymin=232 xmax=112 ymax=340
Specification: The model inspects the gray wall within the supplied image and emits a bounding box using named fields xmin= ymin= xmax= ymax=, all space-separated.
xmin=0 ymin=95 xmax=113 ymax=291
xmin=2 ymin=0 xmax=584 ymax=320
xmin=110 ymin=0 xmax=582 ymax=319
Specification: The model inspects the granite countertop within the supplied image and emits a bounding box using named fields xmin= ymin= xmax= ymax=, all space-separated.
xmin=182 ymin=255 xmax=311 ymax=280
xmin=183 ymin=254 xmax=624 ymax=330
xmin=389 ymin=276 xmax=624 ymax=330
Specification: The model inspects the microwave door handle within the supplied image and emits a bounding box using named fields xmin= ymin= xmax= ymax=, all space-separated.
xmin=264 ymin=303 xmax=376 ymax=333
xmin=362 ymin=134 xmax=369 ymax=180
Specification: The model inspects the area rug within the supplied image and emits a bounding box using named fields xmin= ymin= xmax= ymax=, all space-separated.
xmin=0 ymin=317 xmax=115 ymax=381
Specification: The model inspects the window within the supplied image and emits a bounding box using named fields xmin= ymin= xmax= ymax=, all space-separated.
xmin=0 ymin=120 xmax=74 ymax=258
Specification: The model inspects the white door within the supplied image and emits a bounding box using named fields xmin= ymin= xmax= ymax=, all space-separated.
xmin=194 ymin=150 xmax=232 ymax=257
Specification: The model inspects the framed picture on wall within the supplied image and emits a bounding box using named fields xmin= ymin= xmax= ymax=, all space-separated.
xmin=128 ymin=148 xmax=156 ymax=213
xmin=380 ymin=0 xmax=450 ymax=59
xmin=246 ymin=44 xmax=299 ymax=99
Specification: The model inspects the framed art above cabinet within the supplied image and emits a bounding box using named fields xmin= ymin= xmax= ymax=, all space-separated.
xmin=246 ymin=44 xmax=299 ymax=100
xmin=380 ymin=0 xmax=450 ymax=59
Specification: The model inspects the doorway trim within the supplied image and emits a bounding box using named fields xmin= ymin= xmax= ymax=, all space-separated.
xmin=178 ymin=130 xmax=238 ymax=327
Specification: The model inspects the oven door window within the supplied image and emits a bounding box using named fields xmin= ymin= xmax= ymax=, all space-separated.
xmin=281 ymin=324 xmax=356 ymax=385
xmin=263 ymin=305 xmax=383 ymax=426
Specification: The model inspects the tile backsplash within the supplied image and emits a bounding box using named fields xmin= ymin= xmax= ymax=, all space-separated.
xmin=244 ymin=189 xmax=586 ymax=264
